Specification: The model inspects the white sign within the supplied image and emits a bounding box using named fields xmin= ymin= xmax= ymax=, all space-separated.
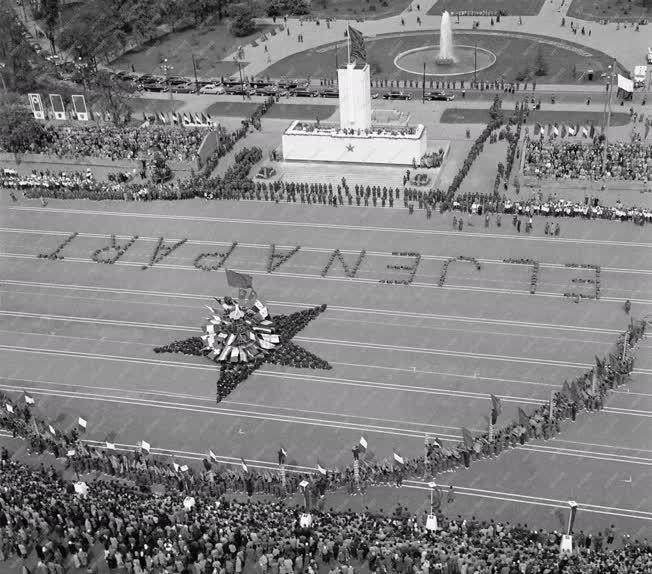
xmin=28 ymin=93 xmax=45 ymax=120
xmin=49 ymin=94 xmax=67 ymax=120
xmin=425 ymin=515 xmax=438 ymax=531
xmin=73 ymin=482 xmax=88 ymax=497
xmin=183 ymin=496 xmax=196 ymax=510
xmin=300 ymin=513 xmax=313 ymax=527
xmin=72 ymin=95 xmax=89 ymax=121
xmin=560 ymin=534 xmax=573 ymax=554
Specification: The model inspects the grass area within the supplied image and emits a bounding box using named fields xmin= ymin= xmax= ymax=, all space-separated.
xmin=262 ymin=30 xmax=613 ymax=83
xmin=428 ymin=0 xmax=545 ymax=16
xmin=440 ymin=108 xmax=630 ymax=125
xmin=127 ymin=98 xmax=184 ymax=114
xmin=112 ymin=21 xmax=272 ymax=79
xmin=566 ymin=0 xmax=652 ymax=21
xmin=206 ymin=101 xmax=337 ymax=120
xmin=310 ymin=0 xmax=413 ymax=20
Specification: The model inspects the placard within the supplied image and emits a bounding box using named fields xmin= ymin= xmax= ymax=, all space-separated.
xmin=28 ymin=93 xmax=45 ymax=120
xmin=300 ymin=513 xmax=313 ymax=527
xmin=49 ymin=94 xmax=67 ymax=120
xmin=425 ymin=514 xmax=438 ymax=531
xmin=560 ymin=534 xmax=573 ymax=554
xmin=72 ymin=94 xmax=89 ymax=121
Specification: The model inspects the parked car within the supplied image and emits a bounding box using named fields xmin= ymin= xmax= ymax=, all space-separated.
xmin=319 ymin=89 xmax=339 ymax=98
xmin=141 ymin=81 xmax=169 ymax=93
xmin=171 ymin=82 xmax=197 ymax=93
xmin=199 ymin=83 xmax=225 ymax=94
xmin=290 ymin=88 xmax=319 ymax=97
xmin=225 ymin=85 xmax=256 ymax=96
xmin=253 ymin=86 xmax=285 ymax=96
xmin=382 ymin=91 xmax=412 ymax=100
xmin=424 ymin=91 xmax=455 ymax=101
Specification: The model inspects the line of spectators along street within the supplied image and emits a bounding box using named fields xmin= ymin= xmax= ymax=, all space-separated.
xmin=0 ymin=322 xmax=645 ymax=518
xmin=3 ymin=168 xmax=650 ymax=225
xmin=524 ymin=140 xmax=651 ymax=181
xmin=0 ymin=125 xmax=211 ymax=162
xmin=1 ymin=449 xmax=651 ymax=573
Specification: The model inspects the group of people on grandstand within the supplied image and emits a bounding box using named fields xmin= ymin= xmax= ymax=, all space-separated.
xmin=524 ymin=140 xmax=651 ymax=181
xmin=0 ymin=125 xmax=210 ymax=162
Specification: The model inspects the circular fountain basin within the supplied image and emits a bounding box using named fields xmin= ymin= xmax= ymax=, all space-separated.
xmin=394 ymin=45 xmax=496 ymax=76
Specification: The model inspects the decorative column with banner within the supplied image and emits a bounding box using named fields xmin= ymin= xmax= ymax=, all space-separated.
xmin=28 ymin=93 xmax=45 ymax=120
xmin=561 ymin=500 xmax=578 ymax=554
xmin=278 ymin=446 xmax=287 ymax=492
xmin=352 ymin=444 xmax=362 ymax=493
xmin=72 ymin=95 xmax=89 ymax=121
xmin=49 ymin=94 xmax=67 ymax=120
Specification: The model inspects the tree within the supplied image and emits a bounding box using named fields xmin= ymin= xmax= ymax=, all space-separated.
xmin=88 ymin=69 xmax=135 ymax=127
xmin=265 ymin=0 xmax=309 ymax=17
xmin=230 ymin=5 xmax=256 ymax=36
xmin=0 ymin=103 xmax=51 ymax=153
xmin=534 ymin=46 xmax=548 ymax=77
xmin=41 ymin=0 xmax=60 ymax=55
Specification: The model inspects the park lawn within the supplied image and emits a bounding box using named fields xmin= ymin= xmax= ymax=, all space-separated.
xmin=440 ymin=108 xmax=630 ymax=126
xmin=428 ymin=0 xmax=546 ymax=16
xmin=262 ymin=31 xmax=613 ymax=84
xmin=566 ymin=0 xmax=652 ymax=21
xmin=309 ymin=0 xmax=413 ymax=20
xmin=111 ymin=21 xmax=273 ymax=79
xmin=206 ymin=101 xmax=338 ymax=120
xmin=127 ymin=98 xmax=184 ymax=115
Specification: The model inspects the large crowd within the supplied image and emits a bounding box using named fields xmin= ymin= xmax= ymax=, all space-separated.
xmin=0 ymin=125 xmax=211 ymax=162
xmin=524 ymin=140 xmax=652 ymax=181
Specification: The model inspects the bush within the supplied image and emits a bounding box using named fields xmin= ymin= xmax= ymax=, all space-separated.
xmin=230 ymin=5 xmax=256 ymax=37
xmin=0 ymin=104 xmax=52 ymax=153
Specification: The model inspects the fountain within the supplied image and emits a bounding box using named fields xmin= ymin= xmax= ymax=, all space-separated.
xmin=435 ymin=11 xmax=456 ymax=65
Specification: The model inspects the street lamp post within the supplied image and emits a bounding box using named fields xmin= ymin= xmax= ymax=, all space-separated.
xmin=0 ymin=63 xmax=7 ymax=96
xmin=161 ymin=58 xmax=174 ymax=102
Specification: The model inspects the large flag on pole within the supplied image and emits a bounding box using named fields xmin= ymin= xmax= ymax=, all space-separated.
xmin=490 ymin=394 xmax=502 ymax=425
xmin=225 ymin=268 xmax=253 ymax=289
xmin=240 ymin=457 xmax=248 ymax=473
xmin=316 ymin=462 xmax=327 ymax=475
xmin=358 ymin=434 xmax=368 ymax=453
xmin=616 ymin=74 xmax=633 ymax=99
xmin=24 ymin=393 xmax=35 ymax=405
xmin=348 ymin=25 xmax=367 ymax=66
xmin=393 ymin=450 xmax=404 ymax=465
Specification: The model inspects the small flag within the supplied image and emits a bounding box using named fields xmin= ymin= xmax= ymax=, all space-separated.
xmin=173 ymin=462 xmax=180 ymax=472
xmin=316 ymin=462 xmax=327 ymax=475
xmin=393 ymin=451 xmax=404 ymax=465
xmin=553 ymin=125 xmax=559 ymax=136
xmin=225 ymin=268 xmax=253 ymax=289
xmin=141 ymin=440 xmax=151 ymax=453
xmin=462 ymin=427 xmax=474 ymax=450
xmin=347 ymin=25 xmax=367 ymax=65
xmin=105 ymin=442 xmax=116 ymax=450
xmin=180 ymin=465 xmax=188 ymax=472
xmin=48 ymin=424 xmax=56 ymax=435
xmin=278 ymin=446 xmax=287 ymax=465
xmin=209 ymin=449 xmax=218 ymax=462
xmin=582 ymin=126 xmax=588 ymax=138
xmin=78 ymin=417 xmax=87 ymax=429
xmin=490 ymin=394 xmax=502 ymax=425
xmin=67 ymin=449 xmax=76 ymax=457
xmin=24 ymin=393 xmax=35 ymax=405
xmin=5 ymin=403 xmax=14 ymax=414
xmin=240 ymin=457 xmax=248 ymax=473
xmin=432 ymin=436 xmax=442 ymax=449
xmin=299 ymin=479 xmax=309 ymax=488
xmin=359 ymin=434 xmax=368 ymax=452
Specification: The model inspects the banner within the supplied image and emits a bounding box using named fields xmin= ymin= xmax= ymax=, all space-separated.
xmin=348 ymin=25 xmax=367 ymax=66
xmin=72 ymin=95 xmax=89 ymax=121
xmin=28 ymin=93 xmax=45 ymax=120
xmin=49 ymin=94 xmax=67 ymax=120
xmin=617 ymin=74 xmax=633 ymax=94
xmin=225 ymin=268 xmax=253 ymax=289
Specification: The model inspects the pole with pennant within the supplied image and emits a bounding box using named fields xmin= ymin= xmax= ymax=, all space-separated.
xmin=549 ymin=389 xmax=554 ymax=419
xmin=346 ymin=24 xmax=351 ymax=65
xmin=278 ymin=446 xmax=287 ymax=493
xmin=422 ymin=61 xmax=426 ymax=103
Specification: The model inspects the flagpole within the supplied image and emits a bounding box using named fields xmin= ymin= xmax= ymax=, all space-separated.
xmin=549 ymin=389 xmax=554 ymax=419
xmin=422 ymin=61 xmax=426 ymax=104
xmin=602 ymin=58 xmax=616 ymax=173
xmin=347 ymin=23 xmax=351 ymax=65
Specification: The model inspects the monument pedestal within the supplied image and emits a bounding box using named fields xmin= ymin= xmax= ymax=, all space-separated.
xmin=282 ymin=121 xmax=427 ymax=166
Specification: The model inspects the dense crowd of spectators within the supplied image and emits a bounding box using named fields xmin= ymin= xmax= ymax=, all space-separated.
xmin=524 ymin=140 xmax=651 ymax=181
xmin=0 ymin=125 xmax=211 ymax=162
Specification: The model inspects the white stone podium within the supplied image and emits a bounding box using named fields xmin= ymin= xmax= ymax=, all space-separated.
xmin=282 ymin=62 xmax=427 ymax=166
